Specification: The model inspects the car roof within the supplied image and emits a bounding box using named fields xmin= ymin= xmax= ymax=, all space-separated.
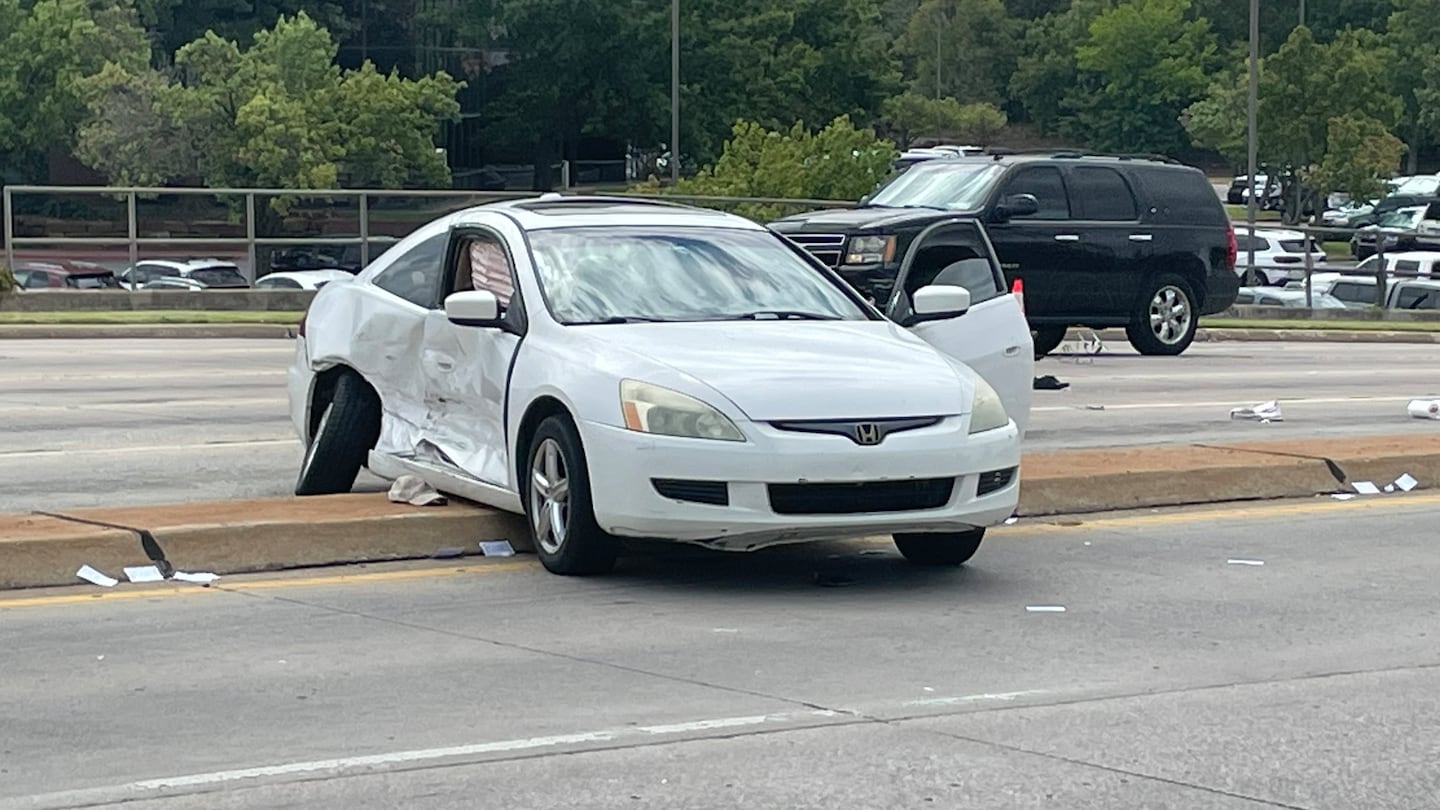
xmin=262 ymin=269 xmax=352 ymax=281
xmin=457 ymin=195 xmax=767 ymax=233
xmin=16 ymin=260 xmax=112 ymax=275
xmin=1394 ymin=278 xmax=1440 ymax=288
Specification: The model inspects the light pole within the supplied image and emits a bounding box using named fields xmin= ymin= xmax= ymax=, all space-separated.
xmin=1246 ymin=0 xmax=1258 ymax=276
xmin=671 ymin=0 xmax=680 ymax=182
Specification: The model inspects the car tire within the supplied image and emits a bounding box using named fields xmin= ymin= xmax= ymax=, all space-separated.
xmin=524 ymin=415 xmax=619 ymax=576
xmin=1031 ymin=326 xmax=1068 ymax=359
xmin=893 ymin=529 xmax=985 ymax=566
xmin=1126 ymin=274 xmax=1199 ymax=356
xmin=295 ymin=371 xmax=381 ymax=496
xmin=1241 ymin=268 xmax=1268 ymax=286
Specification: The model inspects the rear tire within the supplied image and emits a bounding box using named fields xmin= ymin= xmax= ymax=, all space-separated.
xmin=1126 ymin=274 xmax=1198 ymax=356
xmin=1241 ymin=268 xmax=1268 ymax=286
xmin=1031 ymin=325 xmax=1068 ymax=359
xmin=295 ymin=371 xmax=381 ymax=496
xmin=524 ymin=415 xmax=619 ymax=576
xmin=893 ymin=528 xmax=985 ymax=566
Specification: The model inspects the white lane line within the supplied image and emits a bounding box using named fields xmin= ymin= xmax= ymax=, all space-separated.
xmin=1032 ymin=395 xmax=1418 ymax=413
xmin=0 ymin=397 xmax=286 ymax=414
xmin=0 ymin=370 xmax=286 ymax=383
xmin=900 ymin=689 xmax=1044 ymax=708
xmin=0 ymin=438 xmax=294 ymax=459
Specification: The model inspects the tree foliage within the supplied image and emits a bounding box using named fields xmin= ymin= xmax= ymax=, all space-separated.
xmin=881 ymin=92 xmax=1007 ymax=147
xmin=1309 ymin=114 xmax=1406 ymax=204
xmin=899 ymin=0 xmax=1017 ymax=106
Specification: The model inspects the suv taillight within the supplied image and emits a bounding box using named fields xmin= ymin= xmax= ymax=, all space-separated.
xmin=1225 ymin=225 xmax=1238 ymax=271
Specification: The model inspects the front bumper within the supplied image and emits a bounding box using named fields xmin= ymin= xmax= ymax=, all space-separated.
xmin=581 ymin=417 xmax=1021 ymax=550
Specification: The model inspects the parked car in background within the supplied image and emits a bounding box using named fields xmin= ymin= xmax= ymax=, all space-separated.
xmin=1226 ymin=173 xmax=1277 ymax=205
xmin=1284 ymin=272 xmax=1380 ymax=308
xmin=290 ymin=195 xmax=1031 ymax=575
xmin=1386 ymin=278 xmax=1440 ymax=310
xmin=1347 ymin=193 xmax=1439 ymax=228
xmin=1232 ymin=225 xmax=1327 ymax=286
xmin=256 ymin=269 xmax=354 ymax=290
xmin=771 ymin=151 xmax=1239 ymax=357
xmin=1351 ymin=206 xmax=1426 ymax=259
xmin=270 ymin=239 xmax=398 ymax=274
xmin=140 ymin=276 xmax=247 ymax=291
xmin=119 ymin=258 xmax=250 ymax=290
xmin=13 ymin=261 xmax=121 ymax=290
xmin=1232 ymin=286 xmax=1348 ymax=308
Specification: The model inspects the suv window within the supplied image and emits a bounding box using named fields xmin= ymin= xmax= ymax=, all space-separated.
xmin=1069 ymin=167 xmax=1138 ymax=221
xmin=999 ymin=166 xmax=1070 ymax=220
xmin=1329 ymin=282 xmax=1371 ymax=303
xmin=1395 ymin=260 xmax=1422 ymax=277
xmin=374 ymin=233 xmax=450 ymax=308
xmin=1139 ymin=167 xmax=1227 ymax=224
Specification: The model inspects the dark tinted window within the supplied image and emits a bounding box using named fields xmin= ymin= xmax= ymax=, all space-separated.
xmin=374 ymin=233 xmax=450 ymax=308
xmin=1329 ymin=282 xmax=1372 ymax=303
xmin=1137 ymin=166 xmax=1227 ymax=224
xmin=190 ymin=267 xmax=248 ymax=287
xmin=1396 ymin=286 xmax=1440 ymax=309
xmin=1235 ymin=234 xmax=1263 ymax=252
xmin=1070 ymin=167 xmax=1138 ymax=221
xmin=1396 ymin=260 xmax=1422 ymax=276
xmin=999 ymin=166 xmax=1070 ymax=219
xmin=258 ymin=276 xmax=303 ymax=289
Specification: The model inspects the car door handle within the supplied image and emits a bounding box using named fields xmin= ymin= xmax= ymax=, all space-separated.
xmin=1129 ymin=234 xmax=1154 ymax=242
xmin=1004 ymin=345 xmax=1022 ymax=356
xmin=1054 ymin=234 xmax=1080 ymax=242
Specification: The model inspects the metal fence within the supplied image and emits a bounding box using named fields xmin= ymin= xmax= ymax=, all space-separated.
xmin=1255 ymin=224 xmax=1436 ymax=309
xmin=2 ymin=185 xmax=853 ymax=286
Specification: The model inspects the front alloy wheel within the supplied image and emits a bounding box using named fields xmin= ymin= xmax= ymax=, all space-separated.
xmin=529 ymin=438 xmax=571 ymax=557
xmin=524 ymin=415 xmax=619 ymax=575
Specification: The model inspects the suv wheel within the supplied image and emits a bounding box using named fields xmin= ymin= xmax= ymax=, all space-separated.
xmin=1126 ymin=274 xmax=1198 ymax=356
xmin=1032 ymin=326 xmax=1068 ymax=359
xmin=1241 ymin=268 xmax=1268 ymax=286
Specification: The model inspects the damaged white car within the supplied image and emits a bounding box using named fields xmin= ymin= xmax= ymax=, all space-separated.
xmin=288 ymin=196 xmax=1032 ymax=575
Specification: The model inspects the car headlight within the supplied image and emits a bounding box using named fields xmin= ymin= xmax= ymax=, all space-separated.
xmin=619 ymin=380 xmax=745 ymax=442
xmin=969 ymin=375 xmax=1010 ymax=434
xmin=844 ymin=235 xmax=897 ymax=265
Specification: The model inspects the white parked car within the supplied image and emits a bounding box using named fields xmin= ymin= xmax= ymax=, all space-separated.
xmin=1283 ymin=272 xmax=1379 ymax=308
xmin=1232 ymin=225 xmax=1328 ymax=286
xmin=256 ymin=269 xmax=354 ymax=290
xmin=288 ymin=196 xmax=1033 ymax=575
xmin=119 ymin=258 xmax=249 ymax=290
xmin=1232 ymin=286 xmax=1347 ymax=308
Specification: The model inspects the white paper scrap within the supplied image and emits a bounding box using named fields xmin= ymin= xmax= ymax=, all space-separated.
xmin=123 ymin=565 xmax=164 ymax=583
xmin=479 ymin=540 xmax=515 ymax=557
xmin=76 ymin=565 xmax=118 ymax=587
xmin=173 ymin=571 xmax=220 ymax=584
xmin=1332 ymin=493 xmax=1357 ymax=501
xmin=1407 ymin=399 xmax=1440 ymax=420
xmin=1353 ymin=481 xmax=1382 ymax=495
xmin=1004 ymin=516 xmax=1019 ymax=525
xmin=1025 ymin=605 xmax=1066 ymax=613
xmin=1396 ymin=473 xmax=1419 ymax=492
xmin=1227 ymin=559 xmax=1265 ymax=566
xmin=1230 ymin=400 xmax=1284 ymax=422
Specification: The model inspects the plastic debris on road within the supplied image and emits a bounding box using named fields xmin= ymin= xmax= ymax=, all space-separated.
xmin=388 ymin=475 xmax=447 ymax=507
xmin=1025 ymin=605 xmax=1066 ymax=612
xmin=479 ymin=540 xmax=515 ymax=557
xmin=1332 ymin=493 xmax=1357 ymax=501
xmin=1230 ymin=400 xmax=1283 ymax=422
xmin=173 ymin=571 xmax=220 ymax=584
xmin=1057 ymin=331 xmax=1103 ymax=362
xmin=1396 ymin=473 xmax=1420 ymax=492
xmin=123 ymin=565 xmax=164 ymax=583
xmin=1407 ymin=399 xmax=1440 ymax=419
xmin=75 ymin=565 xmax=117 ymax=587
xmin=1227 ymin=559 xmax=1265 ymax=566
xmin=1004 ymin=516 xmax=1019 ymax=525
xmin=1352 ymin=481 xmax=1382 ymax=495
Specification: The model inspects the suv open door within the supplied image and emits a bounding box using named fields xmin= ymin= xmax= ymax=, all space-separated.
xmin=884 ymin=219 xmax=1034 ymax=435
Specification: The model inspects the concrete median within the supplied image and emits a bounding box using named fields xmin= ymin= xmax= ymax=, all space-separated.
xmin=4 ymin=435 xmax=1440 ymax=590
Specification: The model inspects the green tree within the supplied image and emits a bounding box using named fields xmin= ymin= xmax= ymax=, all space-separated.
xmin=638 ymin=116 xmax=898 ymax=221
xmin=1309 ymin=114 xmax=1406 ymax=205
xmin=900 ymin=0 xmax=1017 ymax=106
xmin=135 ymin=0 xmax=347 ymax=59
xmin=881 ymin=92 xmax=1007 ymax=147
xmin=1181 ymin=66 xmax=1247 ymax=167
xmin=1007 ymin=0 xmax=1107 ymax=133
xmin=1066 ymin=0 xmax=1217 ymax=154
xmin=1387 ymin=0 xmax=1440 ymax=172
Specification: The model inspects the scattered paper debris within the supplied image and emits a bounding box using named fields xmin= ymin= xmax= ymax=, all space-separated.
xmin=123 ymin=565 xmax=164 ymax=583
xmin=1230 ymin=400 xmax=1283 ymax=422
xmin=1332 ymin=493 xmax=1357 ymax=501
xmin=173 ymin=571 xmax=220 ymax=584
xmin=1385 ymin=484 xmax=1396 ymax=493
xmin=1396 ymin=473 xmax=1419 ymax=492
xmin=1407 ymin=399 xmax=1440 ymax=420
xmin=923 ymin=687 xmax=936 ymax=692
xmin=76 ymin=565 xmax=118 ymax=587
xmin=96 ymin=655 xmax=105 ymax=661
xmin=1352 ymin=481 xmax=1382 ymax=495
xmin=1004 ymin=516 xmax=1019 ymax=525
xmin=388 ymin=475 xmax=447 ymax=507
xmin=1025 ymin=605 xmax=1066 ymax=613
xmin=479 ymin=540 xmax=515 ymax=557
xmin=1227 ymin=559 xmax=1265 ymax=566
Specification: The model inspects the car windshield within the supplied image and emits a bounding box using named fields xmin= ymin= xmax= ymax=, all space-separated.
xmin=1380 ymin=208 xmax=1424 ymax=228
xmin=865 ymin=163 xmax=1003 ymax=211
xmin=1394 ymin=176 xmax=1440 ymax=196
xmin=527 ymin=226 xmax=870 ymax=324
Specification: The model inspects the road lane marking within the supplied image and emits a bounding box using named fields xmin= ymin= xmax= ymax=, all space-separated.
xmin=902 ymin=689 xmax=1043 ymax=707
xmin=0 ymin=370 xmax=287 ymax=383
xmin=1032 ymin=395 xmax=1419 ymax=413
xmin=0 ymin=438 xmax=295 ymax=459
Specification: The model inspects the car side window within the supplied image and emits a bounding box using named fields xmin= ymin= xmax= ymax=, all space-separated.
xmin=259 ymin=277 xmax=301 ymax=289
xmin=1396 ymin=287 xmax=1439 ymax=309
xmin=373 ymin=233 xmax=449 ymax=308
xmin=453 ymin=234 xmax=516 ymax=307
xmin=1396 ymin=260 xmax=1421 ymax=277
xmin=999 ymin=166 xmax=1070 ymax=220
xmin=1069 ymin=167 xmax=1138 ymax=221
xmin=1330 ymin=283 xmax=1368 ymax=303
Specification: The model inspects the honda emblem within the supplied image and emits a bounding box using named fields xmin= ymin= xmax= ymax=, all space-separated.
xmin=853 ymin=423 xmax=882 ymax=445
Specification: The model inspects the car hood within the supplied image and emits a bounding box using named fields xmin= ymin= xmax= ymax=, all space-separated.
xmin=769 ymin=206 xmax=954 ymax=233
xmin=573 ymin=320 xmax=972 ymax=421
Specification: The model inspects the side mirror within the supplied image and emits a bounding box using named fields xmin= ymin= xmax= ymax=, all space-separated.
xmin=995 ymin=193 xmax=1039 ymax=220
xmin=445 ymin=290 xmax=502 ymax=327
xmin=910 ymin=284 xmax=971 ymax=323
xmin=859 ymin=194 xmax=872 ymax=206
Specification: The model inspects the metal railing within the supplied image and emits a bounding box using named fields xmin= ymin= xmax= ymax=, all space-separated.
xmin=2 ymin=185 xmax=854 ymax=285
xmin=1243 ymin=222 xmax=1439 ymax=309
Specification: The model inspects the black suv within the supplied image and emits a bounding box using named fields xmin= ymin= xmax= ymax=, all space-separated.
xmin=769 ymin=152 xmax=1239 ymax=356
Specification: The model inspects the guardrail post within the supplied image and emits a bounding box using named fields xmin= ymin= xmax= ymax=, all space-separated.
xmin=3 ymin=186 xmax=13 ymax=274
xmin=126 ymin=191 xmax=138 ymax=295
xmin=359 ymin=193 xmax=370 ymax=268
xmin=1303 ymin=228 xmax=1313 ymax=309
xmin=1374 ymin=230 xmax=1386 ymax=308
xmin=245 ymin=192 xmax=257 ymax=284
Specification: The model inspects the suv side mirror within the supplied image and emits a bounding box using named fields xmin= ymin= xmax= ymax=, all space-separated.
xmin=445 ymin=290 xmax=502 ymax=327
xmin=910 ymin=284 xmax=971 ymax=323
xmin=995 ymin=193 xmax=1039 ymax=221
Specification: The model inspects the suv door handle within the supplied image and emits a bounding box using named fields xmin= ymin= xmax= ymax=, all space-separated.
xmin=1054 ymin=234 xmax=1080 ymax=242
xmin=1129 ymin=234 xmax=1154 ymax=242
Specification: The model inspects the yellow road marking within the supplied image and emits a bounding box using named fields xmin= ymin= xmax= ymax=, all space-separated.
xmin=3 ymin=493 xmax=1437 ymax=610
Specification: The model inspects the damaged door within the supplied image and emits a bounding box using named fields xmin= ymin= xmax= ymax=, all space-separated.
xmin=885 ymin=219 xmax=1034 ymax=434
xmin=417 ymin=223 xmax=526 ymax=489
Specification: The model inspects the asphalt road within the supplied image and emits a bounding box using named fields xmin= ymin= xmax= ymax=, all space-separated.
xmin=3 ymin=495 xmax=1439 ymax=808
xmin=2 ymin=338 xmax=1439 ymax=512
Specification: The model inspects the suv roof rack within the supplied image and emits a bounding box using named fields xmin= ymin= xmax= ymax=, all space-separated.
xmin=981 ymin=148 xmax=1182 ymax=165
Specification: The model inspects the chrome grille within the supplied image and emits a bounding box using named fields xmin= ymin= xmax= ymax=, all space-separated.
xmin=788 ymin=233 xmax=846 ymax=267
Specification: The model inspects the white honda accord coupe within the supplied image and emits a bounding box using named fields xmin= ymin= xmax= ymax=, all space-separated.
xmin=288 ymin=195 xmax=1032 ymax=575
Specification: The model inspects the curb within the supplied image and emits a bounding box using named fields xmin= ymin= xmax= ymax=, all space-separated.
xmin=0 ymin=324 xmax=297 ymax=339
xmin=1075 ymin=327 xmax=1440 ymax=346
xmin=4 ymin=436 xmax=1438 ymax=590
